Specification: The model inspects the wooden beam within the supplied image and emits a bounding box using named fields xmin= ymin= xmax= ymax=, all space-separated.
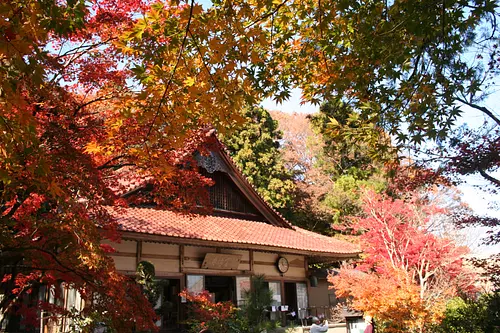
xmin=149 ymin=271 xmax=184 ymax=278
xmin=121 ymin=231 xmax=359 ymax=259
xmin=266 ymin=276 xmax=308 ymax=283
xmin=182 ymin=268 xmax=248 ymax=276
xmin=140 ymin=253 xmax=179 ymax=260
xmin=110 ymin=252 xmax=136 ymax=258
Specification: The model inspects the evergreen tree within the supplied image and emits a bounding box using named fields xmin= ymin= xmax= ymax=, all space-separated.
xmin=221 ymin=106 xmax=296 ymax=210
xmin=309 ymin=101 xmax=391 ymax=225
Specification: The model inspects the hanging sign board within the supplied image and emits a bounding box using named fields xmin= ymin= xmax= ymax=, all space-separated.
xmin=201 ymin=253 xmax=242 ymax=270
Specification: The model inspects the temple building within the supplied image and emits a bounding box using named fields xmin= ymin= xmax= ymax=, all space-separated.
xmin=104 ymin=135 xmax=359 ymax=331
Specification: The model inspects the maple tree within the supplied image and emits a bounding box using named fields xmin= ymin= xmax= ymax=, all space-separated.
xmin=1 ymin=0 xmax=497 ymax=330
xmin=329 ymin=191 xmax=475 ymax=332
xmin=0 ymin=0 xmax=215 ymax=330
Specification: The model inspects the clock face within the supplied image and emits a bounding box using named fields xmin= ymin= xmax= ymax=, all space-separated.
xmin=277 ymin=257 xmax=289 ymax=273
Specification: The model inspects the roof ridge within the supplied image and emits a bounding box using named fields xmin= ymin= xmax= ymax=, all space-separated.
xmin=107 ymin=205 xmax=275 ymax=225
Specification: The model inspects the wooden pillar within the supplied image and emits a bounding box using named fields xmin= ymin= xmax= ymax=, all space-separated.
xmin=136 ymin=240 xmax=143 ymax=266
xmin=179 ymin=244 xmax=185 ymax=273
xmin=305 ymin=257 xmax=311 ymax=318
xmin=280 ymin=278 xmax=286 ymax=327
xmin=61 ymin=285 xmax=69 ymax=331
xmin=249 ymin=250 xmax=254 ymax=274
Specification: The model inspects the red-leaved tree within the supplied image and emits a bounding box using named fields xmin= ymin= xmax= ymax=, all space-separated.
xmin=179 ymin=289 xmax=240 ymax=333
xmin=329 ymin=191 xmax=475 ymax=333
xmin=0 ymin=0 xmax=216 ymax=331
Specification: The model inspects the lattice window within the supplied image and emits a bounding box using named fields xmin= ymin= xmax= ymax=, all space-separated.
xmin=200 ymin=169 xmax=261 ymax=216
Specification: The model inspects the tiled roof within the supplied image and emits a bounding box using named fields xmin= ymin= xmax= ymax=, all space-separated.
xmin=107 ymin=207 xmax=360 ymax=256
xmin=106 ymin=166 xmax=152 ymax=196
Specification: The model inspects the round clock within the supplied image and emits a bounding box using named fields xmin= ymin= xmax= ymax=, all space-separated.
xmin=277 ymin=257 xmax=289 ymax=273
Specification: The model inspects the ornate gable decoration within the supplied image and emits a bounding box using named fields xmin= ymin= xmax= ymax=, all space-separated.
xmin=194 ymin=151 xmax=229 ymax=174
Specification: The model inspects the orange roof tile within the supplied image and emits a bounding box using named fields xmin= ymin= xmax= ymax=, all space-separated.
xmin=106 ymin=166 xmax=152 ymax=196
xmin=107 ymin=207 xmax=360 ymax=256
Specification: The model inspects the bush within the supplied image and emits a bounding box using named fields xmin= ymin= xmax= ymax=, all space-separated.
xmin=243 ymin=275 xmax=273 ymax=332
xmin=179 ymin=289 xmax=244 ymax=333
xmin=435 ymin=292 xmax=500 ymax=333
xmin=179 ymin=275 xmax=276 ymax=333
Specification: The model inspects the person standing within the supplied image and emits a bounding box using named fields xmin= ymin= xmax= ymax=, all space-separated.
xmin=310 ymin=316 xmax=329 ymax=333
xmin=364 ymin=315 xmax=374 ymax=333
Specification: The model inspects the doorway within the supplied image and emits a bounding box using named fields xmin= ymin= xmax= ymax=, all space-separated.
xmin=284 ymin=282 xmax=298 ymax=313
xmin=159 ymin=279 xmax=181 ymax=332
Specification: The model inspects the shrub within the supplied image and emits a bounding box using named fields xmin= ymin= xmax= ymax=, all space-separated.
xmin=179 ymin=289 xmax=244 ymax=333
xmin=435 ymin=292 xmax=500 ymax=333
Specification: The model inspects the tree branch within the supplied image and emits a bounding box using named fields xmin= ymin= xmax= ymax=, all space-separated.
xmin=456 ymin=97 xmax=500 ymax=126
xmin=145 ymin=0 xmax=196 ymax=139
xmin=245 ymin=0 xmax=289 ymax=29
xmin=97 ymin=155 xmax=128 ymax=170
xmin=73 ymin=94 xmax=114 ymax=117
xmin=478 ymin=168 xmax=500 ymax=187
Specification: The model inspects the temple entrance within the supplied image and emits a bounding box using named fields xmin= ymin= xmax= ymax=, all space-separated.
xmin=159 ymin=279 xmax=181 ymax=332
xmin=284 ymin=282 xmax=298 ymax=314
xmin=205 ymin=275 xmax=235 ymax=303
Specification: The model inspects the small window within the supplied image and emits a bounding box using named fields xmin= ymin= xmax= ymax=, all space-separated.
xmin=236 ymin=276 xmax=251 ymax=306
xmin=296 ymin=283 xmax=308 ymax=319
xmin=186 ymin=275 xmax=204 ymax=294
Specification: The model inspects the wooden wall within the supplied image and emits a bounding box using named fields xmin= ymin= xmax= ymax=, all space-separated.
xmin=105 ymin=239 xmax=308 ymax=280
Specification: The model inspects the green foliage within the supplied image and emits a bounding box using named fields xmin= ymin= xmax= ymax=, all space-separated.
xmin=322 ymin=174 xmax=387 ymax=225
xmin=256 ymin=0 xmax=496 ymax=148
xmin=311 ymin=100 xmax=393 ymax=179
xmin=136 ymin=261 xmax=160 ymax=305
xmin=284 ymin=206 xmax=335 ymax=235
xmin=136 ymin=261 xmax=170 ymax=319
xmin=435 ymin=293 xmax=500 ymax=333
xmin=243 ymin=275 xmax=274 ymax=333
xmin=310 ymin=101 xmax=391 ymax=225
xmin=222 ymin=106 xmax=296 ymax=209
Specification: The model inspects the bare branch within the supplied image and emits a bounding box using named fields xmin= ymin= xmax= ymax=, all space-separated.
xmin=479 ymin=168 xmax=500 ymax=187
xmin=456 ymin=97 xmax=500 ymax=126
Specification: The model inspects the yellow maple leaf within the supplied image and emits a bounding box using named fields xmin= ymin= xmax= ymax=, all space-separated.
xmin=183 ymin=76 xmax=195 ymax=87
xmin=85 ymin=141 xmax=103 ymax=154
